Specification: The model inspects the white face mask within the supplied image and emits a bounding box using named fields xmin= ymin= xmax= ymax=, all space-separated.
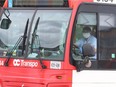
xmin=83 ymin=33 xmax=90 ymax=38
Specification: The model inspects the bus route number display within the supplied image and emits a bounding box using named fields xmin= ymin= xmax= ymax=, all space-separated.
xmin=94 ymin=0 xmax=116 ymax=4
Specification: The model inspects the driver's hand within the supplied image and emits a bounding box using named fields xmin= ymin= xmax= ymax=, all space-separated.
xmin=85 ymin=60 xmax=92 ymax=68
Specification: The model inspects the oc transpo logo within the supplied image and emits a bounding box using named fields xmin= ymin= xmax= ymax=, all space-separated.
xmin=13 ymin=59 xmax=38 ymax=67
xmin=13 ymin=59 xmax=20 ymax=66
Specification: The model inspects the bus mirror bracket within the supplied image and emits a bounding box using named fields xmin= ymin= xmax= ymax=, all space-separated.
xmin=74 ymin=56 xmax=91 ymax=71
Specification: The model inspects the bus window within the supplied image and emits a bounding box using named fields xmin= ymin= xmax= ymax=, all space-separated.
xmin=71 ymin=12 xmax=97 ymax=69
xmin=72 ymin=12 xmax=97 ymax=59
xmin=71 ymin=3 xmax=116 ymax=70
xmin=99 ymin=13 xmax=116 ymax=60
xmin=98 ymin=13 xmax=116 ymax=68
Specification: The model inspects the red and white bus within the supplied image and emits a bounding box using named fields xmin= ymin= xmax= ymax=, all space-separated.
xmin=0 ymin=0 xmax=116 ymax=87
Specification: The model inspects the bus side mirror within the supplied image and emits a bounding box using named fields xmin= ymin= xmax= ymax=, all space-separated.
xmin=0 ymin=18 xmax=11 ymax=29
xmin=0 ymin=9 xmax=12 ymax=29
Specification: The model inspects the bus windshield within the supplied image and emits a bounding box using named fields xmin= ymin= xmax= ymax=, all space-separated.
xmin=0 ymin=8 xmax=72 ymax=60
xmin=28 ymin=9 xmax=71 ymax=60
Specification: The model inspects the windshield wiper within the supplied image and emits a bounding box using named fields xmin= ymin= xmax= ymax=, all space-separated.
xmin=4 ymin=19 xmax=29 ymax=66
xmin=31 ymin=17 xmax=46 ymax=69
xmin=22 ymin=19 xmax=29 ymax=55
xmin=4 ymin=36 xmax=23 ymax=66
xmin=31 ymin=17 xmax=40 ymax=53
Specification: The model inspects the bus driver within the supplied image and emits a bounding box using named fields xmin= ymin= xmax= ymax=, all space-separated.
xmin=74 ymin=26 xmax=97 ymax=59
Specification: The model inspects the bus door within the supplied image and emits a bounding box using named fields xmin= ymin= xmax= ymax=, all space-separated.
xmin=70 ymin=2 xmax=116 ymax=87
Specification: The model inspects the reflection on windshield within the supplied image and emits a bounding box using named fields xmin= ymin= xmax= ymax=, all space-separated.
xmin=28 ymin=10 xmax=71 ymax=60
xmin=0 ymin=10 xmax=34 ymax=46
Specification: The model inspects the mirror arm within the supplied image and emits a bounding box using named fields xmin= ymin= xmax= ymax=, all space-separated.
xmin=75 ymin=61 xmax=83 ymax=72
xmin=74 ymin=56 xmax=91 ymax=71
xmin=3 ymin=9 xmax=11 ymax=21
